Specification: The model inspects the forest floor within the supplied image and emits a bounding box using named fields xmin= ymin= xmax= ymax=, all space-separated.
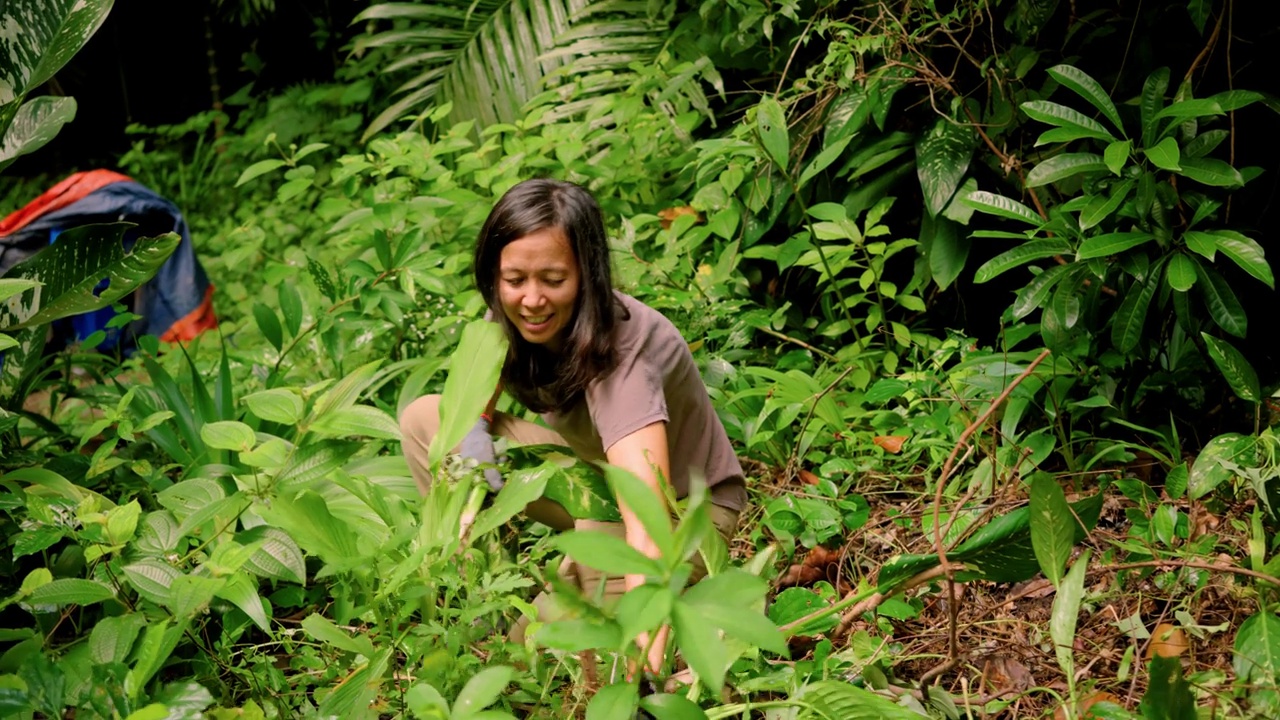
xmin=742 ymin=458 xmax=1260 ymax=718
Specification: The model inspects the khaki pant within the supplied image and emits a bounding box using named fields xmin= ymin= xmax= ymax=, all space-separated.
xmin=400 ymin=394 xmax=740 ymax=643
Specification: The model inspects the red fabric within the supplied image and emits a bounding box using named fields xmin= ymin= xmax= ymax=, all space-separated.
xmin=0 ymin=169 xmax=133 ymax=236
xmin=159 ymin=284 xmax=219 ymax=343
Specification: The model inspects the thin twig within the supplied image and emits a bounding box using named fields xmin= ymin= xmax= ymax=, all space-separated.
xmin=1181 ymin=8 xmax=1225 ymax=88
xmin=788 ymin=366 xmax=856 ymax=474
xmin=775 ymin=14 xmax=819 ymax=99
xmin=1099 ymin=559 xmax=1280 ymax=587
xmin=755 ymin=325 xmax=839 ymax=362
xmin=932 ymin=349 xmax=1052 ymax=660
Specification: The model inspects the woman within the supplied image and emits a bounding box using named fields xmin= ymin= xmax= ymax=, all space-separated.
xmin=400 ymin=178 xmax=747 ymax=673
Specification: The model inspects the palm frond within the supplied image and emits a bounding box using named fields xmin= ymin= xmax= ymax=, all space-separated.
xmin=356 ymin=0 xmax=675 ymax=141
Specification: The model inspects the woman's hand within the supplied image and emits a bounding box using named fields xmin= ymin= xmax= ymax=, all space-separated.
xmin=458 ymin=417 xmax=504 ymax=490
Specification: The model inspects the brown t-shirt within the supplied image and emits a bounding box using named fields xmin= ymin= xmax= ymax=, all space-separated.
xmin=542 ymin=292 xmax=747 ymax=511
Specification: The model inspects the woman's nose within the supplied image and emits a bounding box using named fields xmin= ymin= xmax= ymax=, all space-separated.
xmin=521 ymin=285 xmax=546 ymax=307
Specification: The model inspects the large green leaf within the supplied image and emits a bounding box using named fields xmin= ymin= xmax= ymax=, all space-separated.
xmin=1029 ymin=473 xmax=1074 ymax=586
xmin=356 ymin=0 xmax=667 ymax=138
xmin=921 ymin=214 xmax=969 ymax=291
xmin=796 ymin=680 xmax=921 ymax=719
xmin=1025 ymin=152 xmax=1108 ymax=187
xmin=1110 ymin=266 xmax=1160 ymax=353
xmin=238 ymin=526 xmax=307 ymax=585
xmin=1143 ymin=136 xmax=1181 ymax=171
xmin=544 ymin=462 xmax=621 ymax=522
xmin=1077 ymin=231 xmax=1155 ymax=260
xmin=1193 ymin=259 xmax=1248 ymax=337
xmin=1141 ymin=655 xmax=1197 ymax=720
xmin=603 ymin=463 xmax=675 ymax=560
xmin=585 ymin=681 xmax=638 ymax=720
xmin=877 ymin=494 xmax=1103 ymax=588
xmin=1140 ymin=67 xmax=1170 ymax=148
xmin=0 ymin=0 xmax=113 ymax=131
xmin=916 ymin=115 xmax=976 ymax=216
xmin=1080 ymin=179 xmax=1134 ymax=230
xmin=0 ymin=223 xmax=180 ymax=331
xmin=507 ymin=443 xmax=621 ymax=521
xmin=469 ymin=462 xmax=554 ymax=536
xmin=1211 ymin=230 xmax=1274 ymax=288
xmin=1234 ymin=613 xmax=1280 ymax=691
xmin=429 ymin=319 xmax=506 ymax=470
xmin=26 ymin=578 xmax=115 ymax=607
xmin=1046 ymin=64 xmax=1124 ymax=132
xmin=89 ymin=613 xmax=147 ymax=665
xmin=1188 ymin=433 xmax=1249 ymax=500
xmin=973 ymin=240 xmax=1070 ymax=284
xmin=454 ymin=666 xmax=515 ymax=718
xmin=317 ymin=648 xmax=391 ymax=720
xmin=1011 ymin=263 xmax=1071 ymax=320
xmin=0 ymin=96 xmax=76 ymax=173
xmin=255 ymin=490 xmax=360 ymax=568
xmin=1201 ymin=333 xmax=1261 ymax=403
xmin=1178 ymin=156 xmax=1244 ymax=187
xmin=552 ymin=530 xmax=664 ymax=577
xmin=272 ymin=440 xmax=361 ymax=493
xmin=757 ymin=96 xmax=789 ymax=170
xmin=1050 ymin=550 xmax=1090 ymax=678
xmin=1165 ymin=253 xmax=1197 ymax=291
xmin=962 ymin=190 xmax=1043 ymax=225
xmin=1021 ymin=100 xmax=1115 ymax=143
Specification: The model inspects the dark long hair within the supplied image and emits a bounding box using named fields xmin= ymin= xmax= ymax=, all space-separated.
xmin=474 ymin=178 xmax=624 ymax=413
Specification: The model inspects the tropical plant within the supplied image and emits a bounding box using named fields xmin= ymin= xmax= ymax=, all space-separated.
xmin=0 ymin=0 xmax=180 ymax=424
xmin=351 ymin=0 xmax=684 ymax=138
xmin=0 ymin=0 xmax=113 ymax=173
xmin=960 ymin=65 xmax=1273 ymax=381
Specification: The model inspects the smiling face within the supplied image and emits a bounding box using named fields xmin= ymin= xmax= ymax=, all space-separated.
xmin=497 ymin=226 xmax=581 ymax=350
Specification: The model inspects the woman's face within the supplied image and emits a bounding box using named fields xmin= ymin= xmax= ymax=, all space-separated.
xmin=497 ymin=226 xmax=581 ymax=350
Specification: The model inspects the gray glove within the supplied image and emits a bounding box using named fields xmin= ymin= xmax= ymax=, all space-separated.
xmin=458 ymin=417 xmax=504 ymax=491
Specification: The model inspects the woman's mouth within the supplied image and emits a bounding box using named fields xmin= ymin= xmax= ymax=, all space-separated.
xmin=522 ymin=314 xmax=552 ymax=331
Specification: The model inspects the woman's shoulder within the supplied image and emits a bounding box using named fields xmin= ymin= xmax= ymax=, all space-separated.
xmin=611 ymin=290 xmax=686 ymax=349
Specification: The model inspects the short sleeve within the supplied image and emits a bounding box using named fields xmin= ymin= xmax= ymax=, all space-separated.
xmin=587 ymin=322 xmax=670 ymax=452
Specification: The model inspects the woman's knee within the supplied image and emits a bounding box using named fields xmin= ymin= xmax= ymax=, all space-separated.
xmin=400 ymin=395 xmax=443 ymax=494
xmin=400 ymin=394 xmax=443 ymax=447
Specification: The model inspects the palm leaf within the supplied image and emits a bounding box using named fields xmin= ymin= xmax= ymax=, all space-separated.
xmin=355 ymin=0 xmax=670 ymax=140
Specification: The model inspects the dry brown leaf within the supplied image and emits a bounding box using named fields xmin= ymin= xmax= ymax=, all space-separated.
xmin=778 ymin=546 xmax=847 ymax=590
xmin=797 ymin=469 xmax=821 ymax=485
xmin=873 ymin=435 xmax=907 ymax=453
xmin=778 ymin=564 xmax=824 ymax=587
xmin=658 ymin=206 xmax=701 ymax=229
xmin=979 ymin=654 xmax=1035 ymax=695
xmin=1148 ymin=623 xmax=1189 ymax=658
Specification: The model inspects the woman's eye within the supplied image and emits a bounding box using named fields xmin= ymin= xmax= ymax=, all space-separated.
xmin=503 ymin=278 xmax=523 ymax=288
xmin=545 ymin=279 xmax=564 ymax=288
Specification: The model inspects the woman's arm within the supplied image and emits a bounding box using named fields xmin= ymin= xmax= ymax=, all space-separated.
xmin=605 ymin=420 xmax=673 ymax=675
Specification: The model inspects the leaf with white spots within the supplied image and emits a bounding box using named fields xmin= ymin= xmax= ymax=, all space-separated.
xmin=0 ymin=0 xmax=114 ymax=109
xmin=0 ymin=223 xmax=180 ymax=331
xmin=0 ymin=95 xmax=75 ymax=172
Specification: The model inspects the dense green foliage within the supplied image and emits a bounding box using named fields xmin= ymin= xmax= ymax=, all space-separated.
xmin=3 ymin=0 xmax=1280 ymax=718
